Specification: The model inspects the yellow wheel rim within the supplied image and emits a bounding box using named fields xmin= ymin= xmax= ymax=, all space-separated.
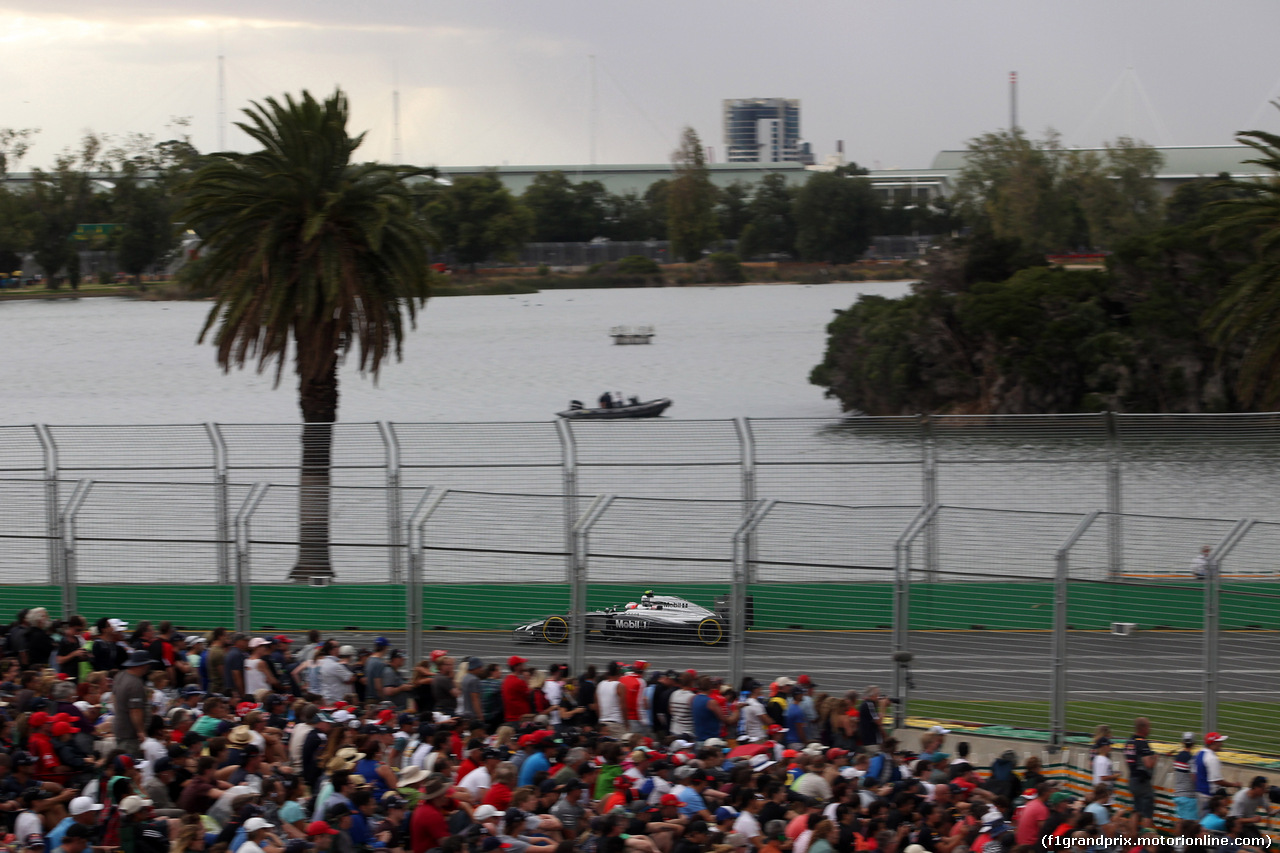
xmin=543 ymin=616 xmax=569 ymax=644
xmin=697 ymin=618 xmax=723 ymax=646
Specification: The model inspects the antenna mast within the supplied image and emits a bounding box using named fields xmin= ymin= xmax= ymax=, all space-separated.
xmin=589 ymin=54 xmax=598 ymax=165
xmin=1010 ymin=71 xmax=1018 ymax=133
xmin=393 ymin=61 xmax=402 ymax=164
xmin=217 ymin=36 xmax=226 ymax=150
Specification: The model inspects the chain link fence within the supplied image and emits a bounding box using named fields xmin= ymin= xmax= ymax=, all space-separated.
xmin=3 ymin=414 xmax=1280 ymax=754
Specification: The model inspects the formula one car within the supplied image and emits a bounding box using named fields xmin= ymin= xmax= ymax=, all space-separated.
xmin=513 ymin=591 xmax=752 ymax=646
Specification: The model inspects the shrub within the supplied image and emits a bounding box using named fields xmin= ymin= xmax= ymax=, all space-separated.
xmin=615 ymin=254 xmax=661 ymax=276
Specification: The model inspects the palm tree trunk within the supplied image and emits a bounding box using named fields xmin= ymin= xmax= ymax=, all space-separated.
xmin=291 ymin=354 xmax=338 ymax=582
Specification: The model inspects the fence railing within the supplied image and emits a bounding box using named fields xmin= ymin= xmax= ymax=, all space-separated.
xmin=6 ymin=477 xmax=1280 ymax=755
xmin=4 ymin=414 xmax=1280 ymax=754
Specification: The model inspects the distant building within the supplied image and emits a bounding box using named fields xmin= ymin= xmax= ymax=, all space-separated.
xmin=722 ymin=98 xmax=814 ymax=165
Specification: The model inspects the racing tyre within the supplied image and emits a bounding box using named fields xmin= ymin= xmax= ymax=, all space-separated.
xmin=543 ymin=616 xmax=569 ymax=644
xmin=696 ymin=617 xmax=725 ymax=646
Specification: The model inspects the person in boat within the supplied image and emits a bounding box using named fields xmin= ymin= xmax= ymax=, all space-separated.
xmin=598 ymin=391 xmax=613 ymax=409
xmin=628 ymin=395 xmax=640 ymax=406
xmin=569 ymin=400 xmax=584 ymax=410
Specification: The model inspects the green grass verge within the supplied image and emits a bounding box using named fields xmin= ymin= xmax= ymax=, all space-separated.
xmin=911 ymin=699 xmax=1280 ymax=756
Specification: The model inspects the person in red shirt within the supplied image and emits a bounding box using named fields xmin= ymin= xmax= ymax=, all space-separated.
xmin=26 ymin=711 xmax=68 ymax=784
xmin=482 ymin=763 xmax=517 ymax=811
xmin=502 ymin=656 xmax=532 ymax=722
xmin=1013 ymin=783 xmax=1049 ymax=847
xmin=410 ymin=776 xmax=454 ymax=853
xmin=619 ymin=661 xmax=648 ymax=733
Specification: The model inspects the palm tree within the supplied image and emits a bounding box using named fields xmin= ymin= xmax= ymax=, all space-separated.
xmin=179 ymin=89 xmax=430 ymax=580
xmin=1208 ymin=122 xmax=1280 ymax=407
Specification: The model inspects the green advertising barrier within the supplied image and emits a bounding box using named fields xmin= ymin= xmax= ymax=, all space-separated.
xmin=4 ymin=580 xmax=1277 ymax=633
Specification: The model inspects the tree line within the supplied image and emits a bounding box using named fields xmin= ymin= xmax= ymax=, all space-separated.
xmin=811 ymin=123 xmax=1280 ymax=414
xmin=0 ymin=124 xmax=962 ymax=285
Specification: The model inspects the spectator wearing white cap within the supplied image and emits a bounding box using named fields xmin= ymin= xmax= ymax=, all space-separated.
xmin=241 ymin=816 xmax=284 ymax=853
xmin=91 ymin=618 xmax=129 ymax=671
xmin=245 ymin=638 xmax=279 ymax=695
xmin=319 ymin=646 xmax=355 ymax=705
xmin=45 ymin=796 xmax=103 ymax=852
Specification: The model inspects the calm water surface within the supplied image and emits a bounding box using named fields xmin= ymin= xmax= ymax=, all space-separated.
xmin=0 ymin=282 xmax=909 ymax=424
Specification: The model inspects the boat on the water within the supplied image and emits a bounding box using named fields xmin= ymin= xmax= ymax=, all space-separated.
xmin=557 ymin=398 xmax=672 ymax=419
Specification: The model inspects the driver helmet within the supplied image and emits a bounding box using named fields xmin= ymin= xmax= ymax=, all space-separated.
xmin=641 ymin=589 xmax=655 ymax=604
xmin=626 ymin=602 xmax=638 ymax=610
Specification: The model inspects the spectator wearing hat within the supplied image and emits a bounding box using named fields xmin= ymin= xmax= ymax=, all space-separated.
xmin=378 ymin=650 xmax=411 ymax=711
xmin=1195 ymin=732 xmax=1236 ymax=816
xmin=306 ymin=820 xmax=340 ymax=853
xmin=318 ymin=647 xmax=355 ymax=706
xmin=241 ymin=816 xmax=284 ymax=853
xmin=409 ymin=774 xmax=455 ymax=853
xmin=1091 ymin=737 xmax=1117 ymax=788
xmin=619 ymin=662 xmax=648 ymax=734
xmin=114 ymin=649 xmax=156 ymax=756
xmin=460 ymin=748 xmax=503 ymax=800
xmin=431 ymin=656 xmax=459 ymax=718
xmin=502 ymin=657 xmax=531 ymax=723
xmin=1170 ymin=734 xmax=1199 ymax=820
xmin=1013 ymin=782 xmax=1049 ymax=847
xmin=221 ymin=633 xmax=250 ymax=700
xmin=518 ymin=736 xmax=557 ymax=788
xmin=245 ymin=639 xmax=279 ymax=696
xmin=45 ymin=796 xmax=103 ymax=852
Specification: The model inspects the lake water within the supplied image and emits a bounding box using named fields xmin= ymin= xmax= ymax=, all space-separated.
xmin=0 ymin=282 xmax=909 ymax=423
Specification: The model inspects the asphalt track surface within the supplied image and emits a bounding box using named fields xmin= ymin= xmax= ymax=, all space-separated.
xmin=314 ymin=630 xmax=1280 ymax=703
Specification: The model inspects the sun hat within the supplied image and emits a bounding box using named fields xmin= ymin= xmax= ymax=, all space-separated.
xmin=69 ymin=796 xmax=103 ymax=816
xmin=244 ymin=817 xmax=273 ymax=833
xmin=419 ymin=775 xmax=450 ymax=800
xmin=473 ymin=804 xmax=501 ymax=822
xmin=124 ymin=649 xmax=153 ymax=668
xmin=119 ymin=795 xmax=153 ymax=815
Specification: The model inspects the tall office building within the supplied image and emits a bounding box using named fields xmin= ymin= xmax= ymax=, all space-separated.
xmin=722 ymin=98 xmax=812 ymax=164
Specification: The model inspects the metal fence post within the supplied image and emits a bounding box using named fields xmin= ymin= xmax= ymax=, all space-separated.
xmin=405 ymin=488 xmax=448 ymax=669
xmin=1105 ymin=412 xmax=1123 ymax=580
xmin=35 ymin=424 xmax=61 ymax=587
xmin=556 ymin=419 xmax=579 ymax=583
xmin=1204 ymin=518 xmax=1252 ymax=736
xmin=571 ymin=495 xmax=614 ymax=677
xmin=379 ymin=422 xmax=404 ymax=584
xmin=58 ymin=479 xmax=93 ymax=619
xmin=233 ymin=483 xmax=269 ymax=634
xmin=735 ymin=418 xmax=758 ymax=583
xmin=731 ymin=500 xmax=774 ymax=690
xmin=1051 ymin=510 xmax=1100 ymax=751
xmin=892 ymin=503 xmax=937 ymax=731
xmin=206 ymin=423 xmax=231 ymax=585
xmin=921 ymin=416 xmax=939 ymax=580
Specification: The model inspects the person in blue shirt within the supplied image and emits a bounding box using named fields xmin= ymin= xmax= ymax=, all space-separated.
xmin=518 ymin=738 xmax=555 ymax=787
xmin=672 ymin=771 xmax=713 ymax=822
xmin=784 ymin=690 xmax=807 ymax=744
xmin=1200 ymin=794 xmax=1230 ymax=832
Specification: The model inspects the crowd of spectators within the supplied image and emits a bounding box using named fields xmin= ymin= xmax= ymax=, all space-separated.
xmin=0 ymin=607 xmax=1273 ymax=853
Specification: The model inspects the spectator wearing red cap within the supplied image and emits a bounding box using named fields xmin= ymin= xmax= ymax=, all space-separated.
xmin=619 ymin=662 xmax=648 ymax=734
xmin=27 ymin=712 xmax=67 ymax=784
xmin=307 ymin=820 xmax=340 ymax=853
xmin=502 ymin=656 xmax=531 ymax=723
xmin=1195 ymin=732 xmax=1236 ymax=816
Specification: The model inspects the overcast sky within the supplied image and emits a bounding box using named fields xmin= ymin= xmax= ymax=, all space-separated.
xmin=5 ymin=0 xmax=1280 ymax=172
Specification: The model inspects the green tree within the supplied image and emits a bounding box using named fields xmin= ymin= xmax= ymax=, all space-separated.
xmin=428 ymin=172 xmax=533 ymax=271
xmin=794 ymin=171 xmax=880 ymax=263
xmin=1207 ymin=123 xmax=1280 ymax=407
xmin=667 ymin=127 xmax=719 ymax=262
xmin=26 ymin=134 xmax=106 ymax=288
xmin=602 ymin=189 xmax=655 ymax=241
xmin=954 ymin=130 xmax=1068 ymax=255
xmin=178 ymin=89 xmax=431 ymax=580
xmin=522 ymin=171 xmax=608 ymax=242
xmin=0 ymin=127 xmax=38 ymax=177
xmin=716 ymin=181 xmax=751 ymax=241
xmin=745 ymin=173 xmax=798 ymax=257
